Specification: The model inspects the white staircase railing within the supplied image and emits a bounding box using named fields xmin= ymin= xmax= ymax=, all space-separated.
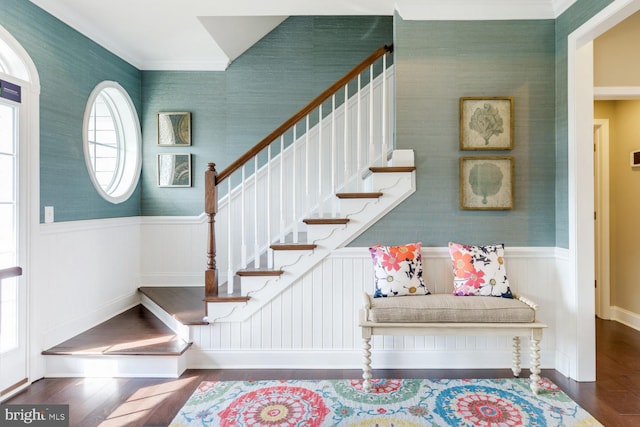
xmin=205 ymin=45 xmax=394 ymax=300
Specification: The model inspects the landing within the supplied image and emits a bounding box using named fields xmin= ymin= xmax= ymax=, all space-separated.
xmin=42 ymin=305 xmax=191 ymax=356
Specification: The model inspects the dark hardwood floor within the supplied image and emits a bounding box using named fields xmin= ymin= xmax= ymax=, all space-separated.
xmin=5 ymin=317 xmax=640 ymax=426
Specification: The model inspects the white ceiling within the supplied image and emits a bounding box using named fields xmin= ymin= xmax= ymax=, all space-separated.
xmin=28 ymin=0 xmax=576 ymax=71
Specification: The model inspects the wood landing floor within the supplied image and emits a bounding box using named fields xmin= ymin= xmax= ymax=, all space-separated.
xmin=6 ymin=293 xmax=640 ymax=426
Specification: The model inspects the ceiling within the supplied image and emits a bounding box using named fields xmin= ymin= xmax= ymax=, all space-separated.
xmin=28 ymin=0 xmax=576 ymax=71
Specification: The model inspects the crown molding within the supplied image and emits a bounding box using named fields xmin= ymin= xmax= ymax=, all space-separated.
xmin=396 ymin=0 xmax=576 ymax=20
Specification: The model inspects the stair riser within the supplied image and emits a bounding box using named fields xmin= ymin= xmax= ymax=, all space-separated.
xmin=240 ymin=276 xmax=274 ymax=296
xmin=272 ymin=249 xmax=315 ymax=269
xmin=306 ymin=223 xmax=347 ymax=243
xmin=372 ymin=172 xmax=412 ymax=191
xmin=43 ymin=354 xmax=187 ymax=378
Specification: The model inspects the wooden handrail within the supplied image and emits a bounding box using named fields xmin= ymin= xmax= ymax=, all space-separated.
xmin=216 ymin=44 xmax=394 ymax=185
xmin=0 ymin=266 xmax=22 ymax=281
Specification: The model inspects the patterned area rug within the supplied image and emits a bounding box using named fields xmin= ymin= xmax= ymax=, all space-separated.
xmin=169 ymin=378 xmax=602 ymax=426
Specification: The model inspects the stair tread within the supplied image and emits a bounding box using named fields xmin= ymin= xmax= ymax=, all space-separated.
xmin=369 ymin=166 xmax=416 ymax=173
xmin=336 ymin=192 xmax=383 ymax=199
xmin=303 ymin=217 xmax=349 ymax=225
xmin=42 ymin=305 xmax=191 ymax=357
xmin=237 ymin=268 xmax=284 ymax=276
xmin=210 ymin=280 xmax=251 ymax=302
xmin=270 ymin=243 xmax=317 ymax=250
xmin=139 ymin=286 xmax=208 ymax=325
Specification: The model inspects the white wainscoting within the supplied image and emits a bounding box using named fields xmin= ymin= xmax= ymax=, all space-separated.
xmin=185 ymin=246 xmax=561 ymax=371
xmin=35 ymin=217 xmax=142 ymax=352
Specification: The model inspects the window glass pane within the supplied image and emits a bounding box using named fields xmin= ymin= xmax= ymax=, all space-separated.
xmin=83 ymin=81 xmax=141 ymax=203
xmin=0 ymin=276 xmax=18 ymax=352
xmin=0 ymin=103 xmax=14 ymax=153
xmin=0 ymin=204 xmax=16 ymax=269
xmin=0 ymin=155 xmax=14 ymax=202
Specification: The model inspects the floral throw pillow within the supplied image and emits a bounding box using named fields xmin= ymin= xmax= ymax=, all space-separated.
xmin=448 ymin=242 xmax=513 ymax=298
xmin=369 ymin=242 xmax=430 ymax=298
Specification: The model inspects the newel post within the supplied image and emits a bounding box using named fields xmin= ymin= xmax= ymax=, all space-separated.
xmin=205 ymin=163 xmax=218 ymax=298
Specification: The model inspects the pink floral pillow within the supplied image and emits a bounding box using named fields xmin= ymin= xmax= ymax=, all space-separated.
xmin=369 ymin=242 xmax=429 ymax=298
xmin=448 ymin=242 xmax=513 ymax=298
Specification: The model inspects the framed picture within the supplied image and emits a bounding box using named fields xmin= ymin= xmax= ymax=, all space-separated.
xmin=460 ymin=156 xmax=513 ymax=210
xmin=157 ymin=153 xmax=191 ymax=187
xmin=157 ymin=112 xmax=191 ymax=146
xmin=460 ymin=97 xmax=513 ymax=150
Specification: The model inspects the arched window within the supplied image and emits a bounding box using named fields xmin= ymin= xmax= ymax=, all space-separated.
xmin=83 ymin=81 xmax=141 ymax=204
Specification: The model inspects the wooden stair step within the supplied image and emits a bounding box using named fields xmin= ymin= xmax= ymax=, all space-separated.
xmin=369 ymin=166 xmax=416 ymax=173
xmin=42 ymin=305 xmax=191 ymax=356
xmin=206 ymin=278 xmax=251 ymax=303
xmin=139 ymin=286 xmax=208 ymax=325
xmin=270 ymin=243 xmax=317 ymax=250
xmin=336 ymin=192 xmax=383 ymax=199
xmin=237 ymin=268 xmax=284 ymax=277
xmin=303 ymin=218 xmax=349 ymax=225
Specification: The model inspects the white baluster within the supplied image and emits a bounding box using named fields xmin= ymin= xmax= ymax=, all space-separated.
xmin=317 ymin=105 xmax=323 ymax=214
xmin=227 ymin=179 xmax=233 ymax=294
xmin=267 ymin=145 xmax=273 ymax=269
xmin=343 ymin=83 xmax=349 ymax=200
xmin=331 ymin=95 xmax=337 ymax=218
xmin=381 ymin=54 xmax=388 ymax=166
xmin=254 ymin=156 xmax=259 ymax=269
xmin=356 ymin=74 xmax=362 ymax=191
xmin=292 ymin=126 xmax=298 ymax=243
xmin=305 ymin=115 xmax=310 ymax=215
xmin=279 ymin=135 xmax=285 ymax=244
xmin=241 ymin=165 xmax=247 ymax=268
xmin=369 ymin=64 xmax=374 ymax=167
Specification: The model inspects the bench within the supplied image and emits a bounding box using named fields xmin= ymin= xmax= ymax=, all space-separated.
xmin=359 ymin=292 xmax=547 ymax=394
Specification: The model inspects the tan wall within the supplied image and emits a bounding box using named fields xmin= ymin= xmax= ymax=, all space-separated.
xmin=594 ymin=11 xmax=640 ymax=86
xmin=595 ymin=101 xmax=640 ymax=313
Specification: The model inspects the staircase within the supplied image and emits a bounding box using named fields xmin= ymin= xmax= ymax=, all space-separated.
xmin=43 ymin=44 xmax=417 ymax=378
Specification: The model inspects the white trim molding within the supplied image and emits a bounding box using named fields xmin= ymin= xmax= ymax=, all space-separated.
xmin=594 ymin=86 xmax=640 ymax=100
xmin=568 ymin=0 xmax=640 ymax=382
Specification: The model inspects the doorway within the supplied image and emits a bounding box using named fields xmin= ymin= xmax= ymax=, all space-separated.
xmin=0 ymin=24 xmax=40 ymax=400
xmin=569 ymin=0 xmax=640 ymax=381
xmin=0 ymin=94 xmax=27 ymax=397
xmin=593 ymin=119 xmax=611 ymax=320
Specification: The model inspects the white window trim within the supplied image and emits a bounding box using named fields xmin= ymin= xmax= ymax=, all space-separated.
xmin=82 ymin=80 xmax=141 ymax=204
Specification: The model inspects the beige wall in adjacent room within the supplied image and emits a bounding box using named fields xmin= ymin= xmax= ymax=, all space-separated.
xmin=594 ymin=11 xmax=640 ymax=86
xmin=595 ymin=101 xmax=640 ymax=314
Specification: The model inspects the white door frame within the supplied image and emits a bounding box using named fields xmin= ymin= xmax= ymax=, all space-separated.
xmin=593 ymin=118 xmax=610 ymax=320
xmin=569 ymin=0 xmax=640 ymax=381
xmin=0 ymin=24 xmax=40 ymax=400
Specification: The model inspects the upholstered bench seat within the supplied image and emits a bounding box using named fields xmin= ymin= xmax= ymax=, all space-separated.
xmin=365 ymin=293 xmax=536 ymax=323
xmin=359 ymin=293 xmax=547 ymax=394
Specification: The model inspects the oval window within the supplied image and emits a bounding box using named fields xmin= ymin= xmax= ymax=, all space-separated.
xmin=83 ymin=81 xmax=141 ymax=204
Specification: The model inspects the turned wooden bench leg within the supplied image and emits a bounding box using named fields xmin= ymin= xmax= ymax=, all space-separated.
xmin=530 ymin=328 xmax=543 ymax=394
xmin=362 ymin=328 xmax=372 ymax=392
xmin=512 ymin=336 xmax=522 ymax=377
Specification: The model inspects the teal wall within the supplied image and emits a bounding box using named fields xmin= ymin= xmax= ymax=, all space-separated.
xmin=0 ymin=0 xmax=142 ymax=222
xmin=0 ymin=0 xmax=619 ymax=245
xmin=353 ymin=16 xmax=557 ymax=247
xmin=141 ymin=16 xmax=393 ymax=215
xmin=554 ymin=0 xmax=612 ymax=248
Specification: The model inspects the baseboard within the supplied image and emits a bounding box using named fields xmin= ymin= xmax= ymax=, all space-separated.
xmin=186 ymin=349 xmax=555 ymax=371
xmin=610 ymin=306 xmax=640 ymax=332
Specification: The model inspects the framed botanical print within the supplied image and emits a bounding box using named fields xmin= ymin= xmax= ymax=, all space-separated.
xmin=460 ymin=97 xmax=513 ymax=150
